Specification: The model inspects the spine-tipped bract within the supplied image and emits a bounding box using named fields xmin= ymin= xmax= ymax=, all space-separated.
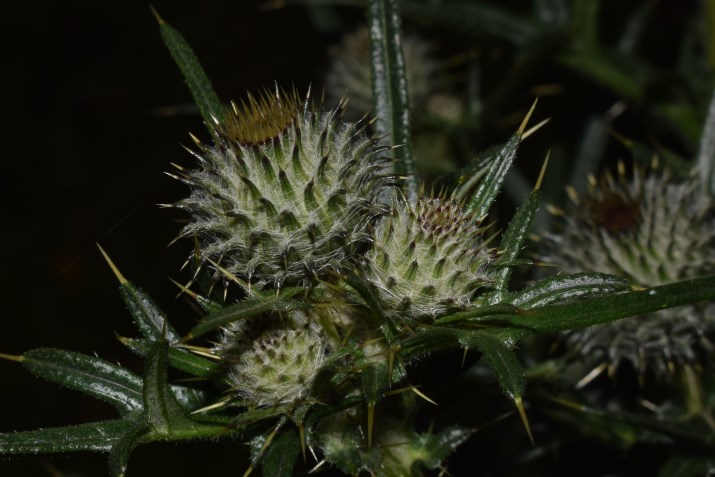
xmin=365 ymin=195 xmax=495 ymax=318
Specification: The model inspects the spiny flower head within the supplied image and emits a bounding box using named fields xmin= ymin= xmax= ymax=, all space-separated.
xmin=173 ymin=87 xmax=390 ymax=290
xmin=365 ymin=195 xmax=495 ymax=318
xmin=221 ymin=316 xmax=327 ymax=407
xmin=542 ymin=165 xmax=715 ymax=377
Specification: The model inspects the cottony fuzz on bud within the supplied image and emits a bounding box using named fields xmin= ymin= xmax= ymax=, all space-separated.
xmin=365 ymin=195 xmax=495 ymax=318
xmin=173 ymin=87 xmax=390 ymax=290
xmin=220 ymin=315 xmax=327 ymax=407
xmin=542 ymin=166 xmax=715 ymax=378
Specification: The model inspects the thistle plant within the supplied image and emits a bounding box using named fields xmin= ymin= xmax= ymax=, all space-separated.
xmin=3 ymin=2 xmax=715 ymax=477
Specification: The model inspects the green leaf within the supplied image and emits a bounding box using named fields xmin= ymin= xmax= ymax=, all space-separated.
xmin=169 ymin=385 xmax=207 ymax=413
xmin=108 ymin=418 xmax=148 ymax=477
xmin=361 ymin=361 xmax=391 ymax=406
xmin=488 ymin=274 xmax=715 ymax=339
xmin=491 ymin=187 xmax=542 ymax=299
xmin=183 ymin=288 xmax=305 ymax=341
xmin=419 ymin=426 xmax=473 ymax=469
xmin=453 ymin=142 xmax=507 ymax=202
xmin=261 ymin=428 xmax=301 ymax=477
xmin=195 ymin=293 xmax=224 ymax=314
xmin=233 ymin=406 xmax=290 ymax=431
xmin=434 ymin=303 xmax=520 ymax=325
xmin=398 ymin=327 xmax=463 ymax=359
xmin=120 ymin=282 xmax=181 ymax=343
xmin=21 ymin=348 xmax=143 ymax=415
xmin=143 ymin=340 xmax=197 ymax=435
xmin=319 ymin=428 xmax=363 ymax=475
xmin=154 ymin=8 xmax=223 ymax=130
xmin=509 ymin=273 xmax=630 ymax=309
xmin=98 ymin=245 xmax=180 ymax=343
xmin=464 ymin=133 xmax=521 ymax=219
xmin=459 ymin=332 xmax=524 ymax=401
xmin=0 ymin=418 xmax=137 ymax=454
xmin=368 ymin=0 xmax=418 ymax=199
xmin=120 ymin=336 xmax=222 ymax=381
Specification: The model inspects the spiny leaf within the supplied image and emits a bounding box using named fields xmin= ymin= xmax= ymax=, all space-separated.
xmin=143 ymin=340 xmax=199 ymax=435
xmin=495 ymin=274 xmax=715 ymax=338
xmin=21 ymin=348 xmax=143 ymax=415
xmin=245 ymin=417 xmax=289 ymax=477
xmin=368 ymin=0 xmax=418 ymax=199
xmin=98 ymin=244 xmax=180 ymax=342
xmin=418 ymin=426 xmax=473 ymax=469
xmin=434 ymin=303 xmax=521 ymax=325
xmin=120 ymin=283 xmax=180 ymax=343
xmin=233 ymin=406 xmax=290 ymax=431
xmin=183 ymin=288 xmax=305 ymax=342
xmin=153 ymin=7 xmax=223 ymax=131
xmin=119 ymin=336 xmax=222 ymax=381
xmin=490 ymin=166 xmax=544 ymax=300
xmin=464 ymin=100 xmax=536 ymax=219
xmin=261 ymin=428 xmax=301 ymax=477
xmin=108 ymin=418 xmax=148 ymax=477
xmin=509 ymin=272 xmax=630 ymax=309
xmin=458 ymin=332 xmax=524 ymax=401
xmin=0 ymin=418 xmax=137 ymax=454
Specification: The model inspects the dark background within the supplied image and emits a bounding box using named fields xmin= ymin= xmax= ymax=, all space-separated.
xmin=0 ymin=0 xmax=704 ymax=475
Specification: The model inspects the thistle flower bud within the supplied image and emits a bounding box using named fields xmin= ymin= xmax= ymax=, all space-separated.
xmin=365 ymin=196 xmax=495 ymax=318
xmin=222 ymin=318 xmax=327 ymax=407
xmin=174 ymin=87 xmax=390 ymax=289
xmin=542 ymin=168 xmax=715 ymax=377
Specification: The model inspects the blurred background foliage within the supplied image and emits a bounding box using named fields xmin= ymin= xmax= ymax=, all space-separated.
xmin=1 ymin=0 xmax=712 ymax=475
